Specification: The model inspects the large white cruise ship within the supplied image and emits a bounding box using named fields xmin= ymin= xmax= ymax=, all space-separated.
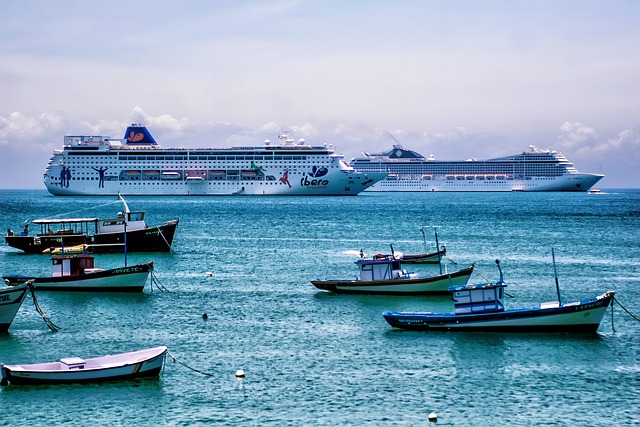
xmin=350 ymin=145 xmax=604 ymax=192
xmin=43 ymin=125 xmax=386 ymax=196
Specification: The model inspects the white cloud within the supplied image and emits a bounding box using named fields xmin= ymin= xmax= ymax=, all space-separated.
xmin=556 ymin=122 xmax=598 ymax=151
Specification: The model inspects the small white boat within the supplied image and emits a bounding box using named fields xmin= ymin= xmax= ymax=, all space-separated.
xmin=3 ymin=254 xmax=152 ymax=292
xmin=311 ymin=255 xmax=474 ymax=295
xmin=0 ymin=284 xmax=29 ymax=332
xmin=1 ymin=346 xmax=167 ymax=385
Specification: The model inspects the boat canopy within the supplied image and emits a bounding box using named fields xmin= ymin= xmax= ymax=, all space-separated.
xmin=355 ymin=257 xmax=404 ymax=281
xmin=450 ymin=282 xmax=506 ymax=315
xmin=33 ymin=218 xmax=99 ymax=224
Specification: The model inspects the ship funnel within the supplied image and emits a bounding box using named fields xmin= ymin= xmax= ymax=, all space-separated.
xmin=123 ymin=124 xmax=158 ymax=146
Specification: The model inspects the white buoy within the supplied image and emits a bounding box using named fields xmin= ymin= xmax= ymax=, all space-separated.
xmin=235 ymin=369 xmax=245 ymax=378
xmin=205 ymin=272 xmax=213 ymax=277
xmin=428 ymin=412 xmax=437 ymax=422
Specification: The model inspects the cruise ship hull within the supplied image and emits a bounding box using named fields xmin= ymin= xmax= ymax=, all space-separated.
xmin=365 ymin=173 xmax=603 ymax=192
xmin=45 ymin=171 xmax=385 ymax=196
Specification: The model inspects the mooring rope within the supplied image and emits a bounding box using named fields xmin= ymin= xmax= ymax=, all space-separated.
xmin=166 ymin=350 xmax=215 ymax=377
xmin=157 ymin=226 xmax=176 ymax=254
xmin=613 ymin=296 xmax=640 ymax=322
xmin=27 ymin=282 xmax=61 ymax=332
xmin=149 ymin=270 xmax=170 ymax=292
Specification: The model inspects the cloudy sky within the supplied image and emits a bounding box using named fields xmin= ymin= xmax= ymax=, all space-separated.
xmin=1 ymin=0 xmax=639 ymax=189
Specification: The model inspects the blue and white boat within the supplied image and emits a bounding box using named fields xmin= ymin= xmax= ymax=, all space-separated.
xmin=383 ymin=258 xmax=615 ymax=333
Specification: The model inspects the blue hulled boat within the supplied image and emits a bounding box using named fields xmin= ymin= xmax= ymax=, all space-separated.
xmin=383 ymin=258 xmax=614 ymax=333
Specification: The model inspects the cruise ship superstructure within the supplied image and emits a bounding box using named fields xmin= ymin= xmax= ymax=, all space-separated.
xmin=43 ymin=125 xmax=386 ymax=196
xmin=350 ymin=145 xmax=603 ymax=192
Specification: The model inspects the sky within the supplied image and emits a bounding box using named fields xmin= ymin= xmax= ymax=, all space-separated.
xmin=1 ymin=0 xmax=639 ymax=189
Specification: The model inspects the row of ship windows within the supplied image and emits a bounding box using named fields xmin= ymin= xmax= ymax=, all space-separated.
xmin=377 ymin=167 xmax=564 ymax=172
xmin=66 ymin=155 xmax=316 ymax=161
xmin=116 ymin=182 xmax=283 ymax=185
xmin=59 ymin=161 xmax=330 ymax=166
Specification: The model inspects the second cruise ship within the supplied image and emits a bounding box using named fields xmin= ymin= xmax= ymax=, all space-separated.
xmin=350 ymin=145 xmax=603 ymax=192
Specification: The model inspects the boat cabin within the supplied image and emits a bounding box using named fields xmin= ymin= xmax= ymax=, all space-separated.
xmin=355 ymin=256 xmax=410 ymax=281
xmin=449 ymin=282 xmax=506 ymax=315
xmin=51 ymin=255 xmax=98 ymax=277
xmin=98 ymin=211 xmax=147 ymax=233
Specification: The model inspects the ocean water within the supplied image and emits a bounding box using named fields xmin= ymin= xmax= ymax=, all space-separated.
xmin=0 ymin=189 xmax=638 ymax=426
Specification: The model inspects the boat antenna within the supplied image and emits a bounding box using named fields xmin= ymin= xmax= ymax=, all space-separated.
xmin=551 ymin=247 xmax=561 ymax=305
xmin=495 ymin=259 xmax=504 ymax=285
xmin=420 ymin=227 xmax=427 ymax=253
xmin=434 ymin=226 xmax=442 ymax=275
xmin=390 ymin=243 xmax=395 ymax=256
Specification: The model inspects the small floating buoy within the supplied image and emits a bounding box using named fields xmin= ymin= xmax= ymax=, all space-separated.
xmin=428 ymin=412 xmax=437 ymax=422
xmin=235 ymin=369 xmax=245 ymax=378
xmin=205 ymin=272 xmax=213 ymax=277
xmin=202 ymin=313 xmax=208 ymax=320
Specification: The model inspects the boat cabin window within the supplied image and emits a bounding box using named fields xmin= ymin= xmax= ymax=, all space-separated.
xmin=128 ymin=212 xmax=145 ymax=221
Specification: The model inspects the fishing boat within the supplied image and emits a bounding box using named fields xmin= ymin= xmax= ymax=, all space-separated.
xmin=373 ymin=249 xmax=446 ymax=264
xmin=392 ymin=248 xmax=446 ymax=264
xmin=311 ymin=255 xmax=474 ymax=295
xmin=373 ymin=227 xmax=447 ymax=264
xmin=3 ymin=254 xmax=152 ymax=292
xmin=0 ymin=283 xmax=30 ymax=332
xmin=0 ymin=346 xmax=167 ymax=385
xmin=383 ymin=257 xmax=615 ymax=332
xmin=4 ymin=195 xmax=178 ymax=254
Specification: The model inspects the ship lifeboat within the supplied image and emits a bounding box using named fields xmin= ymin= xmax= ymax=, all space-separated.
xmin=162 ymin=171 xmax=182 ymax=180
xmin=186 ymin=176 xmax=205 ymax=182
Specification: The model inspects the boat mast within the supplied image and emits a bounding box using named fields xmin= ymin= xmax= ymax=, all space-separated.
xmin=434 ymin=226 xmax=442 ymax=275
xmin=551 ymin=247 xmax=561 ymax=305
xmin=123 ymin=220 xmax=128 ymax=267
xmin=119 ymin=193 xmax=129 ymax=266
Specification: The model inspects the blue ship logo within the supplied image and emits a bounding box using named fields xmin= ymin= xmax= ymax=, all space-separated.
xmin=308 ymin=166 xmax=328 ymax=178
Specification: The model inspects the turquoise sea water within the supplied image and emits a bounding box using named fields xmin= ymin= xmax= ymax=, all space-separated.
xmin=0 ymin=189 xmax=639 ymax=426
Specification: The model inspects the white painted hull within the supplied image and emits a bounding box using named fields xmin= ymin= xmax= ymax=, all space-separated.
xmin=365 ymin=173 xmax=603 ymax=192
xmin=45 ymin=170 xmax=384 ymax=196
xmin=430 ymin=305 xmax=610 ymax=330
xmin=0 ymin=285 xmax=29 ymax=331
xmin=1 ymin=346 xmax=167 ymax=385
xmin=332 ymin=274 xmax=469 ymax=293
xmin=4 ymin=266 xmax=152 ymax=292
xmin=33 ymin=271 xmax=150 ymax=291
